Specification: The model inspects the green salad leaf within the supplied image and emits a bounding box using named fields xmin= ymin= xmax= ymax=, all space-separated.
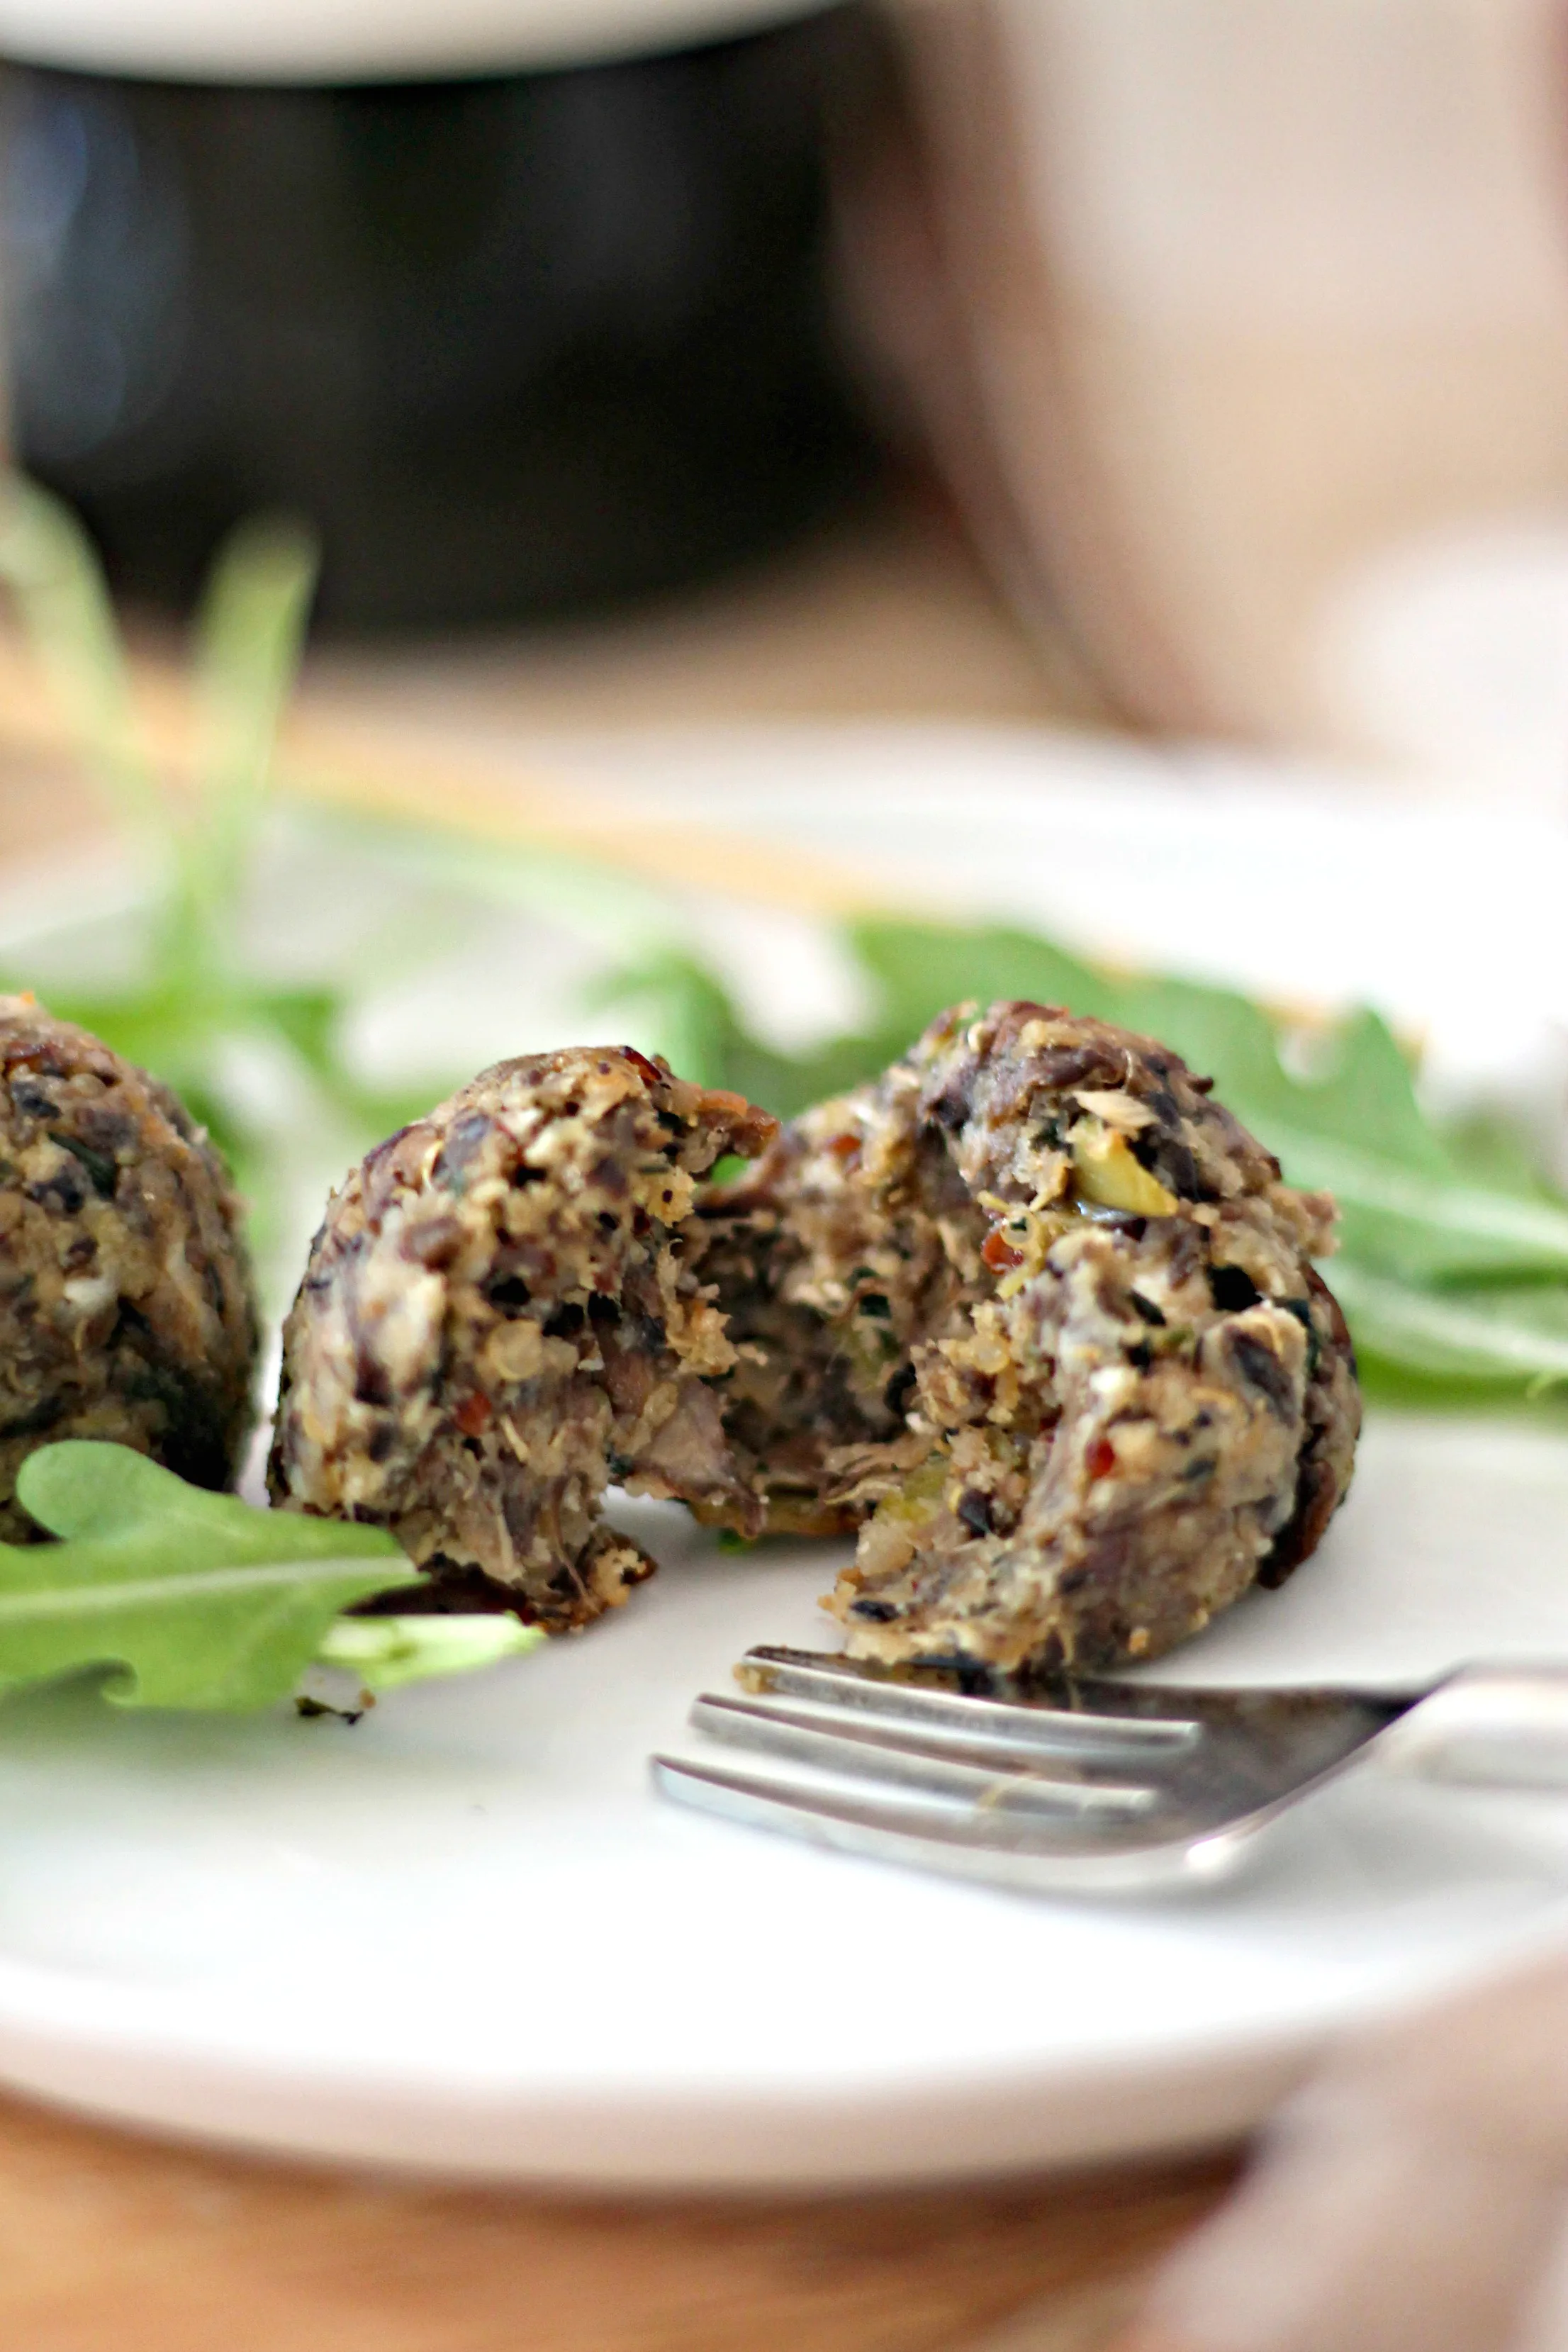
xmin=0 ymin=1443 xmax=420 ymax=1711
xmin=316 ymin=1613 xmax=544 ymax=1693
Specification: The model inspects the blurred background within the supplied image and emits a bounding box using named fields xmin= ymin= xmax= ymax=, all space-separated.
xmin=2 ymin=0 xmax=1568 ymax=790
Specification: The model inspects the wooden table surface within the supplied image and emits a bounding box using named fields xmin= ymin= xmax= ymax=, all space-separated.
xmin=0 ymin=490 xmax=1237 ymax=2352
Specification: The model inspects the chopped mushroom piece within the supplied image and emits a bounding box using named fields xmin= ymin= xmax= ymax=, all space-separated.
xmin=269 ymin=1048 xmax=775 ymax=1630
xmin=699 ymin=1002 xmax=1360 ymax=1677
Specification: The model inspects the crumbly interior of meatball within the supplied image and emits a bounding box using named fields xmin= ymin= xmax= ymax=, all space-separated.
xmin=699 ymin=1001 xmax=1360 ymax=1677
xmin=0 ymin=995 xmax=259 ymax=1536
xmin=269 ymin=1047 xmax=775 ymax=1630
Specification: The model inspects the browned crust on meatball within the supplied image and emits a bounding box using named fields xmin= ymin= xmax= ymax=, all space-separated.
xmin=0 ymin=995 xmax=259 ymax=1535
xmin=698 ymin=1001 xmax=1360 ymax=1676
xmin=268 ymin=1046 xmax=776 ymax=1631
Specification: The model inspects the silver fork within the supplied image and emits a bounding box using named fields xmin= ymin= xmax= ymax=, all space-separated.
xmin=651 ymin=1647 xmax=1568 ymax=1895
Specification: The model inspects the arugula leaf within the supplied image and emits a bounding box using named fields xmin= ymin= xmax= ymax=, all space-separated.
xmin=1328 ymin=1265 xmax=1568 ymax=1393
xmin=853 ymin=918 xmax=1112 ymax=1035
xmin=1238 ymin=1126 xmax=1568 ymax=1284
xmin=317 ymin=1613 xmax=543 ymax=1693
xmin=0 ymin=481 xmax=483 ymax=1287
xmin=593 ymin=949 xmax=888 ymax=1120
xmin=0 ymin=1443 xmax=418 ymax=1712
xmin=161 ymin=517 xmax=318 ymax=998
xmin=0 ymin=476 xmax=169 ymax=846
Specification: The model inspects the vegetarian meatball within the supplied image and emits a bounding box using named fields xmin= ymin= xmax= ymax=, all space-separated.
xmin=269 ymin=1047 xmax=776 ymax=1630
xmin=0 ymin=993 xmax=258 ymax=1535
xmin=699 ymin=1001 xmax=1360 ymax=1677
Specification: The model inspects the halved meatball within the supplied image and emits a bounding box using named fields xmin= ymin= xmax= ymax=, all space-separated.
xmin=269 ymin=1047 xmax=776 ymax=1630
xmin=0 ymin=994 xmax=259 ymax=1535
xmin=699 ymin=1001 xmax=1360 ymax=1677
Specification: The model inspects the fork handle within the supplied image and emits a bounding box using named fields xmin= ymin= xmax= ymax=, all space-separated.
xmin=1390 ymin=1669 xmax=1568 ymax=1788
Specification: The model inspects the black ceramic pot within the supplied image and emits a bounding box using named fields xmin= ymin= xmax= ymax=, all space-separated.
xmin=0 ymin=8 xmax=877 ymax=627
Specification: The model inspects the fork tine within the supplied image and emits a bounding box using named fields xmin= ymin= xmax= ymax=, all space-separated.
xmin=690 ymin=1693 xmax=1159 ymax=1815
xmin=654 ymin=1652 xmax=1433 ymax=1897
xmin=650 ymin=1753 xmax=1238 ymax=1893
xmin=738 ymin=1649 xmax=1202 ymax=1755
xmin=699 ymin=1689 xmax=1172 ymax=1779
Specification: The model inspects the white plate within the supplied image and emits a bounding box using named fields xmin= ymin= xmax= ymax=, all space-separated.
xmin=0 ymin=0 xmax=823 ymax=85
xmin=0 ymin=723 xmax=1566 ymax=2188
